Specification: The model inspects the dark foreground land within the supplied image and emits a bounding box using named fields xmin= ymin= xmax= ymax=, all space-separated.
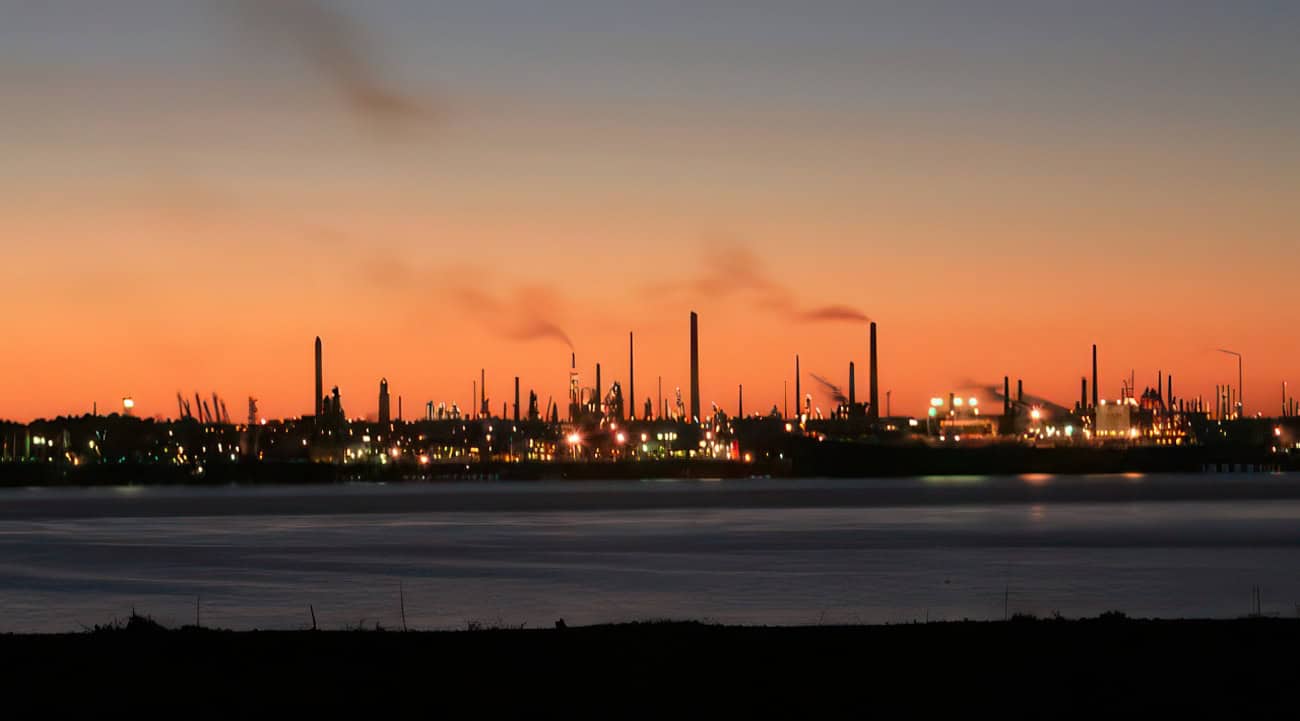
xmin=2 ymin=617 xmax=1296 ymax=717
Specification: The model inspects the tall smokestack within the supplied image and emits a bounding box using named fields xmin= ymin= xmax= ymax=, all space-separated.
xmin=314 ymin=336 xmax=323 ymax=420
xmin=868 ymin=322 xmax=879 ymax=420
xmin=1081 ymin=377 xmax=1087 ymax=410
xmin=738 ymin=384 xmax=744 ymax=418
xmin=480 ymin=368 xmax=486 ymax=419
xmin=689 ymin=311 xmax=701 ymax=423
xmin=849 ymin=362 xmax=856 ymax=409
xmin=596 ymin=363 xmax=602 ymax=415
xmin=795 ymin=355 xmax=801 ymax=419
xmin=1004 ymin=376 xmax=1011 ymax=416
xmin=514 ymin=377 xmax=520 ymax=422
xmin=1091 ymin=344 xmax=1098 ymax=409
xmin=629 ymin=332 xmax=635 ymax=420
xmin=1168 ymin=375 xmax=1173 ymax=408
xmin=1018 ymin=380 xmax=1024 ymax=403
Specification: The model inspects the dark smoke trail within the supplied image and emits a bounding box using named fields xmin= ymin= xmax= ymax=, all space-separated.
xmin=443 ymin=278 xmax=576 ymax=351
xmin=975 ymin=381 xmax=1071 ymax=415
xmin=810 ymin=373 xmax=848 ymax=405
xmin=506 ymin=320 xmax=575 ymax=351
xmin=797 ymin=305 xmax=871 ymax=323
xmin=228 ymin=0 xmax=432 ymax=130
xmin=652 ymin=243 xmax=869 ymax=325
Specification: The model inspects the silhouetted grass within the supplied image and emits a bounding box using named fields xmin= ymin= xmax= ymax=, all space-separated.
xmin=6 ymin=614 xmax=1298 ymax=716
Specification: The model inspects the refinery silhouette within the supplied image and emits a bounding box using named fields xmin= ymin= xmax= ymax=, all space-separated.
xmin=1 ymin=312 xmax=1296 ymax=484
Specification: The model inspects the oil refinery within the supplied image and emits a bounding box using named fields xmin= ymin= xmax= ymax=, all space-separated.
xmin=2 ymin=314 xmax=1298 ymax=484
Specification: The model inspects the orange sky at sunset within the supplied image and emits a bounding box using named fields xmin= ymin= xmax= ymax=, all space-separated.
xmin=2 ymin=2 xmax=1297 ymax=422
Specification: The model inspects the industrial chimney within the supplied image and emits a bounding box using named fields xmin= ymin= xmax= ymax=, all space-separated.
xmin=849 ymin=361 xmax=856 ymax=410
xmin=628 ymin=332 xmax=635 ymax=420
xmin=480 ymin=368 xmax=486 ymax=419
xmin=314 ymin=336 xmax=323 ymax=421
xmin=868 ymin=322 xmax=879 ymax=420
xmin=1091 ymin=344 xmax=1098 ymax=409
xmin=795 ymin=355 xmax=801 ymax=420
xmin=689 ymin=311 xmax=701 ymax=423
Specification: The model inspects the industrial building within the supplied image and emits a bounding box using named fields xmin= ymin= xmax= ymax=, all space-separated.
xmin=3 ymin=317 xmax=1298 ymax=482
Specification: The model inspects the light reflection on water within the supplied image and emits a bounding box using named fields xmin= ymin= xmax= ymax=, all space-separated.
xmin=1 ymin=476 xmax=1299 ymax=632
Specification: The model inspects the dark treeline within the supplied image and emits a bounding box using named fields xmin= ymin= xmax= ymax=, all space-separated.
xmin=1 ymin=616 xmax=1296 ymax=717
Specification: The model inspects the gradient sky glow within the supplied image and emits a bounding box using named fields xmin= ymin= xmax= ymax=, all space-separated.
xmin=2 ymin=1 xmax=1298 ymax=422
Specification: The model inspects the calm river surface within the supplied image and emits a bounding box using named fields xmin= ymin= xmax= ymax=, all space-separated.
xmin=2 ymin=474 xmax=1299 ymax=632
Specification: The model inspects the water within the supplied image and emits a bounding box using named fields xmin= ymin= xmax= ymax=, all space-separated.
xmin=2 ymin=474 xmax=1299 ymax=632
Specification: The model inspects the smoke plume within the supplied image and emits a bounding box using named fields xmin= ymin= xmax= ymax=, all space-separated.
xmin=810 ymin=373 xmax=848 ymax=405
xmin=227 ymin=0 xmax=433 ymax=131
xmin=505 ymin=319 xmax=575 ymax=351
xmin=654 ymin=243 xmax=869 ymax=325
xmin=446 ymin=281 xmax=576 ymax=351
xmin=974 ymin=380 xmax=1071 ymax=416
xmin=797 ymin=305 xmax=871 ymax=323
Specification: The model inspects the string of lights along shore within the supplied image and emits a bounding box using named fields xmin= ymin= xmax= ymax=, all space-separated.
xmin=2 ymin=309 xmax=1297 ymax=480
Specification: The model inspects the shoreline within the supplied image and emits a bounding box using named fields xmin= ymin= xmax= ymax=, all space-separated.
xmin=3 ymin=441 xmax=1296 ymax=488
xmin=2 ymin=471 xmax=1300 ymax=520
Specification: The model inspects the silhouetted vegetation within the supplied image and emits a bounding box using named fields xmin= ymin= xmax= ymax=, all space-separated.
xmin=4 ymin=616 xmax=1297 ymax=716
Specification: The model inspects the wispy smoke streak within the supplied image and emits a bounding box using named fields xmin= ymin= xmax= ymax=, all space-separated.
xmin=505 ymin=319 xmax=575 ymax=351
xmin=447 ymin=282 xmax=575 ymax=351
xmin=797 ymin=305 xmax=871 ymax=323
xmin=810 ymin=373 xmax=848 ymax=404
xmin=228 ymin=0 xmax=433 ymax=131
xmin=359 ymin=251 xmax=575 ymax=350
xmin=653 ymin=244 xmax=869 ymax=325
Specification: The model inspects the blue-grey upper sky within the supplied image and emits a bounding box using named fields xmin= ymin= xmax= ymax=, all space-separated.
xmin=6 ymin=1 xmax=1298 ymax=126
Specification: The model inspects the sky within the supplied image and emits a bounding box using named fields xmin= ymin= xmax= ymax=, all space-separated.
xmin=1 ymin=0 xmax=1298 ymax=422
